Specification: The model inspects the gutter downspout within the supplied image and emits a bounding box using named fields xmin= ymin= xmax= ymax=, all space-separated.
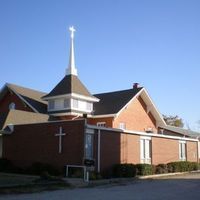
xmin=97 ymin=129 xmax=101 ymax=173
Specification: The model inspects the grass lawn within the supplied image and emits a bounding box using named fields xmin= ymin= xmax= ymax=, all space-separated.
xmin=0 ymin=173 xmax=69 ymax=194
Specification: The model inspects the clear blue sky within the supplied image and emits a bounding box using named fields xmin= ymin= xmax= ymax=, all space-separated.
xmin=0 ymin=0 xmax=200 ymax=131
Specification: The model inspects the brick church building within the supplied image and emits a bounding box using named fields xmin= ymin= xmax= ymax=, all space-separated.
xmin=0 ymin=27 xmax=199 ymax=175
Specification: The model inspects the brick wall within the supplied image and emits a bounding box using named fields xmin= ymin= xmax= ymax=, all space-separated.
xmin=3 ymin=120 xmax=85 ymax=171
xmin=0 ymin=91 xmax=33 ymax=113
xmin=187 ymin=141 xmax=198 ymax=162
xmin=113 ymin=97 xmax=157 ymax=132
xmin=152 ymin=137 xmax=179 ymax=165
xmin=88 ymin=117 xmax=113 ymax=127
xmin=98 ymin=129 xmax=198 ymax=173
xmin=120 ymin=133 xmax=140 ymax=164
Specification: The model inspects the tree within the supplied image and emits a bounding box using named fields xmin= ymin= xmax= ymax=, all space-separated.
xmin=163 ymin=115 xmax=184 ymax=128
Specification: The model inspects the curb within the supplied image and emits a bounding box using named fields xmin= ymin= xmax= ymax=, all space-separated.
xmin=137 ymin=170 xmax=200 ymax=179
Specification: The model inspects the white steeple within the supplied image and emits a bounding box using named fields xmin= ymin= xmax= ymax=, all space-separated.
xmin=66 ymin=26 xmax=78 ymax=76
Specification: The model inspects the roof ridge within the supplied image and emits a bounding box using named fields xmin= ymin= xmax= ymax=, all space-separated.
xmin=94 ymin=87 xmax=143 ymax=96
xmin=6 ymin=83 xmax=47 ymax=95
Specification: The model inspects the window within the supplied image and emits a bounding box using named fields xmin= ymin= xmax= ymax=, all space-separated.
xmin=140 ymin=137 xmax=152 ymax=164
xmin=48 ymin=100 xmax=55 ymax=110
xmin=86 ymin=102 xmax=92 ymax=111
xmin=9 ymin=102 xmax=15 ymax=110
xmin=85 ymin=134 xmax=94 ymax=159
xmin=119 ymin=122 xmax=126 ymax=129
xmin=64 ymin=99 xmax=70 ymax=108
xmin=179 ymin=141 xmax=186 ymax=161
xmin=73 ymin=99 xmax=79 ymax=109
xmin=97 ymin=122 xmax=106 ymax=127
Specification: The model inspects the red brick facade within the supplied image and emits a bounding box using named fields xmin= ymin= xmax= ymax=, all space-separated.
xmin=88 ymin=96 xmax=157 ymax=133
xmin=93 ymin=129 xmax=199 ymax=174
xmin=0 ymin=91 xmax=33 ymax=114
xmin=2 ymin=121 xmax=199 ymax=174
xmin=3 ymin=120 xmax=85 ymax=171
xmin=113 ymin=97 xmax=157 ymax=132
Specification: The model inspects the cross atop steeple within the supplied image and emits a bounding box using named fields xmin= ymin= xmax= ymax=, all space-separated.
xmin=66 ymin=26 xmax=77 ymax=76
xmin=69 ymin=26 xmax=75 ymax=39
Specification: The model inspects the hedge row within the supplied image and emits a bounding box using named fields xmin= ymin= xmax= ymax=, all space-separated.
xmin=113 ymin=161 xmax=199 ymax=178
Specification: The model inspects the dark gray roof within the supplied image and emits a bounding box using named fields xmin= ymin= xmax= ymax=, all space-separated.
xmin=5 ymin=83 xmax=47 ymax=114
xmin=93 ymin=87 xmax=143 ymax=115
xmin=43 ymin=75 xmax=95 ymax=99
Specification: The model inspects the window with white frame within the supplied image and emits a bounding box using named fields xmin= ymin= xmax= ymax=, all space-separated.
xmin=140 ymin=137 xmax=152 ymax=164
xmin=9 ymin=102 xmax=15 ymax=110
xmin=119 ymin=122 xmax=126 ymax=129
xmin=73 ymin=99 xmax=79 ymax=109
xmin=86 ymin=102 xmax=92 ymax=111
xmin=64 ymin=98 xmax=70 ymax=108
xmin=97 ymin=122 xmax=106 ymax=127
xmin=179 ymin=141 xmax=186 ymax=161
xmin=48 ymin=100 xmax=55 ymax=110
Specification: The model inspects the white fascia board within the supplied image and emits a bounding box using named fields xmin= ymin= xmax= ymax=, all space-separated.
xmin=43 ymin=93 xmax=99 ymax=102
xmin=86 ymin=124 xmax=199 ymax=142
xmin=50 ymin=112 xmax=92 ymax=117
xmin=91 ymin=114 xmax=116 ymax=118
xmin=115 ymin=88 xmax=144 ymax=118
xmin=6 ymin=85 xmax=39 ymax=113
xmin=140 ymin=89 xmax=166 ymax=127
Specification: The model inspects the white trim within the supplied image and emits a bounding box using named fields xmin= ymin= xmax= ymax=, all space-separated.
xmin=7 ymin=86 xmax=39 ymax=113
xmin=86 ymin=124 xmax=199 ymax=142
xmin=140 ymin=136 xmax=152 ymax=164
xmin=140 ymin=89 xmax=166 ymax=127
xmin=140 ymin=136 xmax=151 ymax=140
xmin=92 ymin=114 xmax=116 ymax=118
xmin=50 ymin=112 xmax=92 ymax=117
xmin=116 ymin=88 xmax=144 ymax=117
xmin=43 ymin=93 xmax=99 ymax=102
xmin=179 ymin=140 xmax=186 ymax=161
xmin=115 ymin=88 xmax=166 ymax=128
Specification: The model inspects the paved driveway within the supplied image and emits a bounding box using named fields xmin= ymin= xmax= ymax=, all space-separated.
xmin=0 ymin=173 xmax=200 ymax=200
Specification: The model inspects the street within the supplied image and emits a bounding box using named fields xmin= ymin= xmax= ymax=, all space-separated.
xmin=0 ymin=173 xmax=200 ymax=200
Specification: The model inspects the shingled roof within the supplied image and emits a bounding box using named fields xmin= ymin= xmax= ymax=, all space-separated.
xmin=93 ymin=87 xmax=143 ymax=115
xmin=43 ymin=75 xmax=95 ymax=99
xmin=0 ymin=110 xmax=50 ymax=130
xmin=0 ymin=83 xmax=47 ymax=114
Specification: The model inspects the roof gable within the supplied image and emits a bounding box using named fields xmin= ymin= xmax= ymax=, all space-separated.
xmin=0 ymin=83 xmax=47 ymax=114
xmin=43 ymin=75 xmax=95 ymax=99
xmin=93 ymin=87 xmax=166 ymax=128
xmin=93 ymin=87 xmax=143 ymax=115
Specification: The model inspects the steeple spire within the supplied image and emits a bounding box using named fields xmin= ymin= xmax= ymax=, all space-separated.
xmin=66 ymin=26 xmax=78 ymax=76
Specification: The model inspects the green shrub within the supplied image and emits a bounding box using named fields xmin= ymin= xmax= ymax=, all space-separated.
xmin=113 ymin=164 xmax=136 ymax=178
xmin=167 ymin=161 xmax=199 ymax=173
xmin=155 ymin=164 xmax=168 ymax=174
xmin=136 ymin=164 xmax=154 ymax=176
xmin=27 ymin=162 xmax=60 ymax=176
